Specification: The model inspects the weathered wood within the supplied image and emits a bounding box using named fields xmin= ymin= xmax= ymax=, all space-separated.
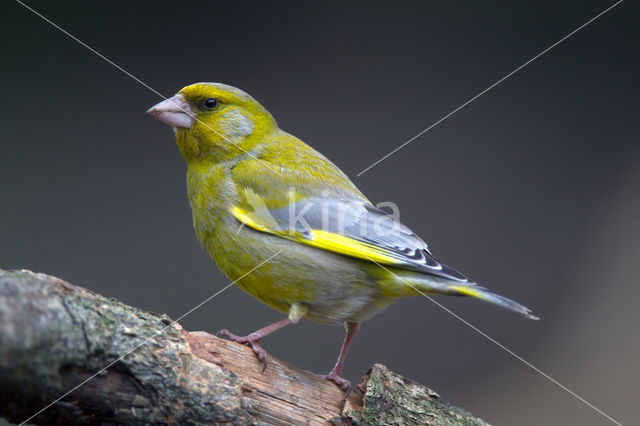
xmin=185 ymin=331 xmax=356 ymax=424
xmin=0 ymin=269 xmax=488 ymax=425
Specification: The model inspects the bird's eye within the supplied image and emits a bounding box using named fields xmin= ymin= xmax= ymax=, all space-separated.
xmin=203 ymin=98 xmax=218 ymax=110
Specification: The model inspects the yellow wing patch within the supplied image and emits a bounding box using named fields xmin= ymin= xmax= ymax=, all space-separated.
xmin=306 ymin=230 xmax=400 ymax=264
xmin=230 ymin=206 xmax=403 ymax=266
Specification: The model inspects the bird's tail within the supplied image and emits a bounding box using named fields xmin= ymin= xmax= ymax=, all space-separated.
xmin=444 ymin=284 xmax=539 ymax=320
xmin=390 ymin=274 xmax=539 ymax=320
xmin=377 ymin=269 xmax=539 ymax=319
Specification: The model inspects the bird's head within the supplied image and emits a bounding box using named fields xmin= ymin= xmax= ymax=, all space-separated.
xmin=147 ymin=82 xmax=277 ymax=161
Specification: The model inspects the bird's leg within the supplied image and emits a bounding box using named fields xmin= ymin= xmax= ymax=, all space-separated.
xmin=217 ymin=318 xmax=292 ymax=369
xmin=321 ymin=322 xmax=360 ymax=391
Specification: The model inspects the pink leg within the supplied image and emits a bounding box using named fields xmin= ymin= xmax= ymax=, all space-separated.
xmin=321 ymin=322 xmax=360 ymax=391
xmin=217 ymin=318 xmax=292 ymax=370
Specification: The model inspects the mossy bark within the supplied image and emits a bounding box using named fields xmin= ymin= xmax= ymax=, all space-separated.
xmin=342 ymin=365 xmax=488 ymax=426
xmin=0 ymin=270 xmax=488 ymax=425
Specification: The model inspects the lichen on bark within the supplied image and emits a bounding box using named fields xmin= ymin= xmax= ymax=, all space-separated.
xmin=342 ymin=364 xmax=489 ymax=426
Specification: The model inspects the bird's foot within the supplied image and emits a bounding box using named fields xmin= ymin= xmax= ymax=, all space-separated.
xmin=320 ymin=371 xmax=351 ymax=391
xmin=216 ymin=329 xmax=269 ymax=370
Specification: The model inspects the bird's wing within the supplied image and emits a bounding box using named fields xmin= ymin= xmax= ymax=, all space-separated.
xmin=230 ymin=191 xmax=472 ymax=283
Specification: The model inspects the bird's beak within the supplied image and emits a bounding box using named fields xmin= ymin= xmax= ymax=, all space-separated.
xmin=146 ymin=94 xmax=195 ymax=128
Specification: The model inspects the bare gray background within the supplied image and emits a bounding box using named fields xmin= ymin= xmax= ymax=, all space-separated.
xmin=2 ymin=1 xmax=639 ymax=425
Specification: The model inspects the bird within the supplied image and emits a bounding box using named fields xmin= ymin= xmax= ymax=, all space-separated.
xmin=147 ymin=82 xmax=538 ymax=390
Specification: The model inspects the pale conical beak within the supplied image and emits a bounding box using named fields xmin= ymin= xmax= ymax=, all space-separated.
xmin=146 ymin=94 xmax=195 ymax=128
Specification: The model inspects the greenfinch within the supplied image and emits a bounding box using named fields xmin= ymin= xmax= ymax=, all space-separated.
xmin=147 ymin=82 xmax=537 ymax=390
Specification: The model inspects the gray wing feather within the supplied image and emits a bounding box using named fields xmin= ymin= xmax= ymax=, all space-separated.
xmin=263 ymin=197 xmax=472 ymax=283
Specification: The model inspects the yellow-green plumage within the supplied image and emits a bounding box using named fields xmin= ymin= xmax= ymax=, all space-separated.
xmin=175 ymin=85 xmax=387 ymax=323
xmin=147 ymin=82 xmax=537 ymax=388
xmin=152 ymin=82 xmax=537 ymax=325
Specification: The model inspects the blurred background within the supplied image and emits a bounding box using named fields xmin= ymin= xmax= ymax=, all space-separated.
xmin=2 ymin=0 xmax=638 ymax=424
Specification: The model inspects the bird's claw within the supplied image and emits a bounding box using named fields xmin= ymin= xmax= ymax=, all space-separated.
xmin=216 ymin=329 xmax=269 ymax=371
xmin=320 ymin=372 xmax=351 ymax=392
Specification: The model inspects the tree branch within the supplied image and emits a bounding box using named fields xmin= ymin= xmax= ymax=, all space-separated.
xmin=0 ymin=269 xmax=488 ymax=425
